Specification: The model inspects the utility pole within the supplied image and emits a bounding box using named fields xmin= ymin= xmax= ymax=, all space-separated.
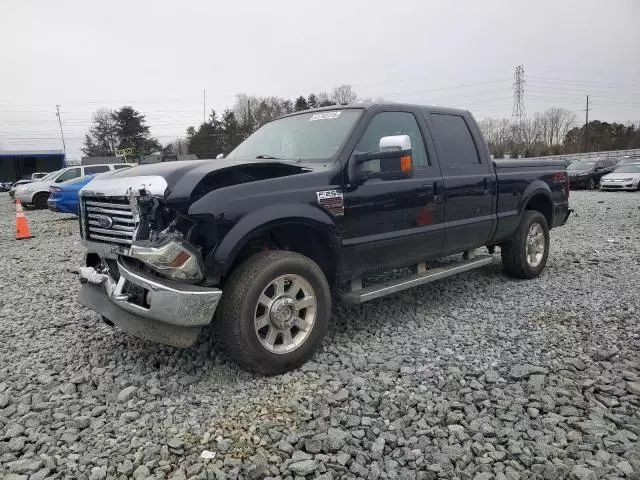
xmin=203 ymin=88 xmax=206 ymax=124
xmin=55 ymin=105 xmax=66 ymax=154
xmin=584 ymin=95 xmax=590 ymax=153
xmin=511 ymin=65 xmax=526 ymax=156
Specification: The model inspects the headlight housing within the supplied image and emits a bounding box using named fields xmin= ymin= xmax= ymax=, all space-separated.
xmin=129 ymin=237 xmax=203 ymax=282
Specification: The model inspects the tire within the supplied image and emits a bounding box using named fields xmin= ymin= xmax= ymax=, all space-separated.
xmin=218 ymin=250 xmax=331 ymax=375
xmin=501 ymin=211 xmax=550 ymax=279
xmin=33 ymin=192 xmax=49 ymax=209
xmin=587 ymin=177 xmax=596 ymax=190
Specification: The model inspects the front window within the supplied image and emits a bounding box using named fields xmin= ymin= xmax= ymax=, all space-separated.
xmin=614 ymin=164 xmax=640 ymax=173
xmin=567 ymin=161 xmax=594 ymax=170
xmin=227 ymin=109 xmax=362 ymax=161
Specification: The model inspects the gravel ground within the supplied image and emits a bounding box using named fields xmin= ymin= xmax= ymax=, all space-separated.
xmin=1 ymin=190 xmax=639 ymax=480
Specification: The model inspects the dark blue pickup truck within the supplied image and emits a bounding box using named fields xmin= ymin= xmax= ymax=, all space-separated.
xmin=77 ymin=103 xmax=570 ymax=373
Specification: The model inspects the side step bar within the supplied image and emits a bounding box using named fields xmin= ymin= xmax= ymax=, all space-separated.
xmin=341 ymin=255 xmax=495 ymax=304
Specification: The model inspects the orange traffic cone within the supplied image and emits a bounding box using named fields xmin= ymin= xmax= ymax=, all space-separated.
xmin=15 ymin=199 xmax=33 ymax=240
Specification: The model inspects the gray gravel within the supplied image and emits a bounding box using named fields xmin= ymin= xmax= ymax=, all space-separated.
xmin=1 ymin=190 xmax=640 ymax=480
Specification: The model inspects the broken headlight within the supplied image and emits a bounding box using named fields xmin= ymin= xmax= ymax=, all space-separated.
xmin=129 ymin=236 xmax=203 ymax=282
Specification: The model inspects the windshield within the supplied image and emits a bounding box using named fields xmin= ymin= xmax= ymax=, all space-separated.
xmin=613 ymin=164 xmax=640 ymax=173
xmin=227 ymin=109 xmax=363 ymax=161
xmin=567 ymin=161 xmax=595 ymax=170
xmin=39 ymin=170 xmax=61 ymax=181
xmin=618 ymin=157 xmax=640 ymax=165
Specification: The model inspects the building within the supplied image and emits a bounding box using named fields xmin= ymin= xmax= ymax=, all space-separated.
xmin=0 ymin=150 xmax=65 ymax=182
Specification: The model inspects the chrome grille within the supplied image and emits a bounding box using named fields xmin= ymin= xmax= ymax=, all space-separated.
xmin=83 ymin=197 xmax=136 ymax=245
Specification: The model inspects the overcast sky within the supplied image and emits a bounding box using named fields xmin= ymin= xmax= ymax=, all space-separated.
xmin=1 ymin=0 xmax=639 ymax=160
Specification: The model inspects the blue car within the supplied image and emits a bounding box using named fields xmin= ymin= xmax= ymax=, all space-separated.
xmin=48 ymin=175 xmax=96 ymax=214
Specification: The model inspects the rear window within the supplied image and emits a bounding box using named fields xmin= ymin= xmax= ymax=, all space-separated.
xmin=430 ymin=114 xmax=481 ymax=167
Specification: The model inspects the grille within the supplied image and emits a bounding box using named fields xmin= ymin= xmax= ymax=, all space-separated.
xmin=83 ymin=197 xmax=136 ymax=245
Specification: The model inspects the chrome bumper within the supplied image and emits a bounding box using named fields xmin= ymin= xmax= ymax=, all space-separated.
xmin=77 ymin=258 xmax=222 ymax=347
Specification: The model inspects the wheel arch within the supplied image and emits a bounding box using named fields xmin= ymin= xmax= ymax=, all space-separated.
xmin=206 ymin=204 xmax=341 ymax=285
xmin=519 ymin=181 xmax=553 ymax=227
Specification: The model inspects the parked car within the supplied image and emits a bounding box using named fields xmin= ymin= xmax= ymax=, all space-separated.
xmin=48 ymin=175 xmax=97 ymax=214
xmin=9 ymin=179 xmax=33 ymax=200
xmin=14 ymin=163 xmax=131 ymax=209
xmin=599 ymin=163 xmax=640 ymax=191
xmin=76 ymin=103 xmax=570 ymax=374
xmin=567 ymin=157 xmax=617 ymax=189
xmin=0 ymin=181 xmax=13 ymax=192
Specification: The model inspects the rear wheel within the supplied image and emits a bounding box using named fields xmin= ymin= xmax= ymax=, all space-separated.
xmin=218 ymin=250 xmax=331 ymax=374
xmin=501 ymin=211 xmax=550 ymax=279
xmin=33 ymin=192 xmax=49 ymax=209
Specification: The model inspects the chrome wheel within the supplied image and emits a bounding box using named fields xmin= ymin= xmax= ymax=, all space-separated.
xmin=526 ymin=223 xmax=545 ymax=267
xmin=254 ymin=274 xmax=317 ymax=354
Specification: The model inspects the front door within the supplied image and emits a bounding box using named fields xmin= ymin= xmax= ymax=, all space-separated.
xmin=339 ymin=110 xmax=444 ymax=278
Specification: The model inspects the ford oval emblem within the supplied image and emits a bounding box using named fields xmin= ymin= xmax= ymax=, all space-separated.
xmin=93 ymin=214 xmax=114 ymax=229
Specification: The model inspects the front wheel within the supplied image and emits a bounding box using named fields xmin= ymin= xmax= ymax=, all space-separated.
xmin=218 ymin=250 xmax=331 ymax=374
xmin=33 ymin=192 xmax=49 ymax=209
xmin=501 ymin=211 xmax=550 ymax=279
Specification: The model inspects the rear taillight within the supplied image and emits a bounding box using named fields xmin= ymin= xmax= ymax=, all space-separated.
xmin=566 ymin=176 xmax=570 ymax=199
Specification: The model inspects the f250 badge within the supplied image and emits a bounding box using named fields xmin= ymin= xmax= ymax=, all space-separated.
xmin=316 ymin=190 xmax=344 ymax=216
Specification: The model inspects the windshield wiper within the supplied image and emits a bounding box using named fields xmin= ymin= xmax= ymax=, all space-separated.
xmin=255 ymin=154 xmax=281 ymax=159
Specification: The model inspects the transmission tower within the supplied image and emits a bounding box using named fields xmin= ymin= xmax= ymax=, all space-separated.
xmin=512 ymin=65 xmax=526 ymax=126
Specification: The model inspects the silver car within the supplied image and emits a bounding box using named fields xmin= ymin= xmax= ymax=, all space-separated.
xmin=14 ymin=163 xmax=131 ymax=208
xmin=599 ymin=163 xmax=640 ymax=191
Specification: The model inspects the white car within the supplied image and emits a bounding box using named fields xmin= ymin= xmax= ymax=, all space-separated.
xmin=14 ymin=163 xmax=132 ymax=208
xmin=599 ymin=163 xmax=640 ymax=191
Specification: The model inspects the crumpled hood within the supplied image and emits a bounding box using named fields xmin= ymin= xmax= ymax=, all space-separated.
xmin=97 ymin=159 xmax=317 ymax=204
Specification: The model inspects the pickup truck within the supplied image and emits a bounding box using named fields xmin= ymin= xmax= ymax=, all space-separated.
xmin=77 ymin=103 xmax=570 ymax=374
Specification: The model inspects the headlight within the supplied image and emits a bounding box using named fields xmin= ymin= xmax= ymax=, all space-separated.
xmin=619 ymin=178 xmax=633 ymax=182
xmin=130 ymin=237 xmax=203 ymax=282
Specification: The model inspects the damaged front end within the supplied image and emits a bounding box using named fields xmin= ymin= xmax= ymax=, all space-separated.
xmin=76 ymin=176 xmax=221 ymax=347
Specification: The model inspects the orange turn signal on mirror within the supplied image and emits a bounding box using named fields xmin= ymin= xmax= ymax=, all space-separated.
xmin=400 ymin=155 xmax=412 ymax=172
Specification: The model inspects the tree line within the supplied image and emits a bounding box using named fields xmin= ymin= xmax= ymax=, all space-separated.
xmin=83 ymin=88 xmax=639 ymax=160
xmin=479 ymin=109 xmax=640 ymax=158
xmin=83 ymin=85 xmax=359 ymax=158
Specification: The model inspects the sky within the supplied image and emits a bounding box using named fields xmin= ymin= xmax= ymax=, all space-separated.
xmin=1 ymin=0 xmax=639 ymax=161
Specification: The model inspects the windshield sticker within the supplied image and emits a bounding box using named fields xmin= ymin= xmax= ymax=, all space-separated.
xmin=309 ymin=111 xmax=341 ymax=121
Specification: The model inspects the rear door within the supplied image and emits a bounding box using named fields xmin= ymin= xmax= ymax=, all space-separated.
xmin=340 ymin=108 xmax=444 ymax=276
xmin=423 ymin=111 xmax=496 ymax=254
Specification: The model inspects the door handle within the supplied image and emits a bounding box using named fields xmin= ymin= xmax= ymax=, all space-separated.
xmin=483 ymin=177 xmax=489 ymax=195
xmin=432 ymin=181 xmax=442 ymax=203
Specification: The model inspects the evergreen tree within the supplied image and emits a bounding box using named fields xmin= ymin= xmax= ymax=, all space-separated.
xmin=294 ymin=96 xmax=308 ymax=111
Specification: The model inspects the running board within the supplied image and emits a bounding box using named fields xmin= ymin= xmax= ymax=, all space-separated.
xmin=341 ymin=255 xmax=495 ymax=304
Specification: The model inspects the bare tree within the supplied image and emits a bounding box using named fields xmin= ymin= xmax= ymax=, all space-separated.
xmin=331 ymin=84 xmax=358 ymax=105
xmin=540 ymin=108 xmax=576 ymax=146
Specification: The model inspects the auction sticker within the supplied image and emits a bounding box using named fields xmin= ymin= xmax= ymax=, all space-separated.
xmin=309 ymin=111 xmax=341 ymax=121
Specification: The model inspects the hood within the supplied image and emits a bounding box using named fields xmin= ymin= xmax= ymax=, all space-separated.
xmin=602 ymin=172 xmax=640 ymax=180
xmin=86 ymin=159 xmax=321 ymax=204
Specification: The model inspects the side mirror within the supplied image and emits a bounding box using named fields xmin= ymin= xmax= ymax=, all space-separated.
xmin=353 ymin=135 xmax=413 ymax=183
xmin=595 ymin=166 xmax=603 ymax=171
xmin=216 ymin=153 xmax=224 ymax=159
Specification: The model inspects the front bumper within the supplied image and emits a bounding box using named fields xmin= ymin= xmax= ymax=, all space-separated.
xmin=568 ymin=176 xmax=589 ymax=188
xmin=48 ymin=197 xmax=78 ymax=214
xmin=77 ymin=258 xmax=222 ymax=347
xmin=15 ymin=191 xmax=35 ymax=205
xmin=600 ymin=182 xmax=638 ymax=191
